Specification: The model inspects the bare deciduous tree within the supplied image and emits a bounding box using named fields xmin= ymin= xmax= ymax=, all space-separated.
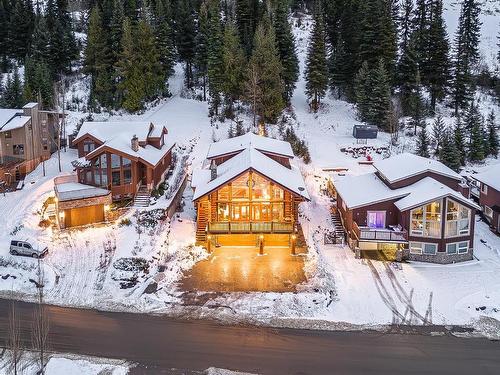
xmin=31 ymin=259 xmax=49 ymax=374
xmin=7 ymin=295 xmax=22 ymax=375
xmin=245 ymin=62 xmax=262 ymax=131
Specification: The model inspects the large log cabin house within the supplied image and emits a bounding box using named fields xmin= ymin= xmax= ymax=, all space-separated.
xmin=191 ymin=133 xmax=310 ymax=250
xmin=334 ymin=153 xmax=480 ymax=264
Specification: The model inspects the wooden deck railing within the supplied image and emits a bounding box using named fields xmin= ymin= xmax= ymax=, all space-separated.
xmin=208 ymin=222 xmax=294 ymax=234
xmin=353 ymin=222 xmax=408 ymax=242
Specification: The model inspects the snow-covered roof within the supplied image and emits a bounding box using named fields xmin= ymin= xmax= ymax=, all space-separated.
xmin=472 ymin=165 xmax=500 ymax=192
xmin=394 ymin=177 xmax=480 ymax=211
xmin=207 ymin=132 xmax=294 ymax=159
xmin=0 ymin=115 xmax=30 ymax=132
xmin=374 ymin=153 xmax=461 ymax=183
xmin=335 ymin=173 xmax=479 ymax=211
xmin=192 ymin=144 xmax=309 ymax=201
xmin=75 ymin=121 xmax=175 ymax=167
xmin=335 ymin=173 xmax=408 ymax=209
xmin=0 ymin=109 xmax=23 ymax=129
xmin=75 ymin=121 xmax=153 ymax=144
xmin=55 ymin=182 xmax=110 ymax=202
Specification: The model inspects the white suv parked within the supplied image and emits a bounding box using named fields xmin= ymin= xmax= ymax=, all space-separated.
xmin=10 ymin=240 xmax=48 ymax=258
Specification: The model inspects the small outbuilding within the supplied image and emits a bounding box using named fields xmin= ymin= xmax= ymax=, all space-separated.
xmin=352 ymin=124 xmax=378 ymax=140
xmin=54 ymin=175 xmax=111 ymax=229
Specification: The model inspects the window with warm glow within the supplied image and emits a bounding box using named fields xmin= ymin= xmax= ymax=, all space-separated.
xmin=218 ymin=185 xmax=230 ymax=201
xmin=411 ymin=200 xmax=441 ymax=237
xmin=445 ymin=199 xmax=470 ymax=236
xmin=217 ymin=203 xmax=230 ymax=221
xmin=232 ymin=173 xmax=250 ymax=200
xmin=231 ymin=204 xmax=250 ymax=221
xmin=252 ymin=174 xmax=271 ymax=200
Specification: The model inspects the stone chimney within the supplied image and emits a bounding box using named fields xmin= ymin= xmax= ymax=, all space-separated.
xmin=210 ymin=159 xmax=217 ymax=181
xmin=131 ymin=134 xmax=139 ymax=152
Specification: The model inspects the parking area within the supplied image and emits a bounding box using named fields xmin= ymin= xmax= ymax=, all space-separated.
xmin=180 ymin=246 xmax=307 ymax=292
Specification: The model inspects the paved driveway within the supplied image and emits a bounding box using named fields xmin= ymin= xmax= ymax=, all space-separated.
xmin=180 ymin=246 xmax=307 ymax=292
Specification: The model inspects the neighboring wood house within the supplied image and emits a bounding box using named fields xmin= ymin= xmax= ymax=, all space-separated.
xmin=71 ymin=121 xmax=175 ymax=202
xmin=191 ymin=133 xmax=310 ymax=249
xmin=0 ymin=102 xmax=62 ymax=184
xmin=335 ymin=153 xmax=479 ymax=264
xmin=472 ymin=165 xmax=500 ymax=234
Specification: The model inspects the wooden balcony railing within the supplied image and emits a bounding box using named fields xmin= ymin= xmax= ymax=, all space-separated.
xmin=353 ymin=222 xmax=408 ymax=242
xmin=208 ymin=222 xmax=294 ymax=234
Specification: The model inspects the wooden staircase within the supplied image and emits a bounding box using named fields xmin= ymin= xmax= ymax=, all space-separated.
xmin=196 ymin=201 xmax=209 ymax=244
xmin=331 ymin=207 xmax=346 ymax=244
xmin=134 ymin=186 xmax=151 ymax=207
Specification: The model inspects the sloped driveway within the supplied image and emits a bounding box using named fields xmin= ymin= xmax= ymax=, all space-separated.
xmin=180 ymin=246 xmax=307 ymax=292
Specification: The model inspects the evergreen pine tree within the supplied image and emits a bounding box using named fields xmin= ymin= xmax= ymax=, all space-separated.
xmin=329 ymin=35 xmax=349 ymax=98
xmin=236 ymin=0 xmax=261 ymax=56
xmin=2 ymin=68 xmax=24 ymax=108
xmin=468 ymin=115 xmax=485 ymax=162
xmin=246 ymin=17 xmax=284 ymax=124
xmin=416 ymin=123 xmax=430 ymax=158
xmin=195 ymin=1 xmax=209 ymax=100
xmin=23 ymin=57 xmax=53 ymax=107
xmin=155 ymin=0 xmax=175 ymax=80
xmin=358 ymin=0 xmax=397 ymax=81
xmin=398 ymin=0 xmax=413 ymax=56
xmin=115 ymin=17 xmax=139 ymax=111
xmin=397 ymin=40 xmax=419 ymax=116
xmin=409 ymin=69 xmax=426 ymax=134
xmin=273 ymin=0 xmax=299 ymax=103
xmin=222 ymin=22 xmax=247 ymax=115
xmin=29 ymin=14 xmax=51 ymax=63
xmin=206 ymin=0 xmax=225 ymax=116
xmin=486 ymin=111 xmax=499 ymax=158
xmin=84 ymin=6 xmax=114 ymax=108
xmin=176 ymin=0 xmax=196 ymax=88
xmin=368 ymin=59 xmax=392 ymax=130
xmin=8 ymin=0 xmax=35 ymax=61
xmin=354 ymin=61 xmax=370 ymax=122
xmin=432 ymin=114 xmax=445 ymax=155
xmin=454 ymin=117 xmax=467 ymax=166
xmin=46 ymin=0 xmax=78 ymax=75
xmin=109 ymin=0 xmax=125 ymax=63
xmin=439 ymin=128 xmax=462 ymax=172
xmin=304 ymin=8 xmax=328 ymax=112
xmin=452 ymin=0 xmax=482 ymax=114
xmin=425 ymin=0 xmax=450 ymax=111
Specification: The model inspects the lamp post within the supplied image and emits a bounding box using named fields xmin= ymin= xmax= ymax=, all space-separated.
xmin=259 ymin=234 xmax=264 ymax=255
xmin=291 ymin=234 xmax=297 ymax=255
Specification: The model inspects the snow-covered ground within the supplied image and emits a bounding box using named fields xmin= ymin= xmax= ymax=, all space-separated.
xmin=0 ymin=351 xmax=129 ymax=375
xmin=0 ymin=11 xmax=499 ymax=340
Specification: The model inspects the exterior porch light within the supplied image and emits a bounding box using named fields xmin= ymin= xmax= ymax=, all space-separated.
xmin=259 ymin=234 xmax=264 ymax=255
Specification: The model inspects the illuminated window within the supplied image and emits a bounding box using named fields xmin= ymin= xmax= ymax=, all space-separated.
xmin=218 ymin=185 xmax=230 ymax=201
xmin=217 ymin=203 xmax=230 ymax=221
xmin=231 ymin=204 xmax=250 ymax=221
xmin=232 ymin=173 xmax=250 ymax=200
xmin=272 ymin=203 xmax=284 ymax=221
xmin=445 ymin=199 xmax=470 ymax=237
xmin=272 ymin=185 xmax=284 ymax=200
xmin=411 ymin=200 xmax=441 ymax=237
xmin=252 ymin=174 xmax=271 ymax=200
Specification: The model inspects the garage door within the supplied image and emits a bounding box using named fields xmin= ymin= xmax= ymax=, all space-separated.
xmin=66 ymin=204 xmax=104 ymax=227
